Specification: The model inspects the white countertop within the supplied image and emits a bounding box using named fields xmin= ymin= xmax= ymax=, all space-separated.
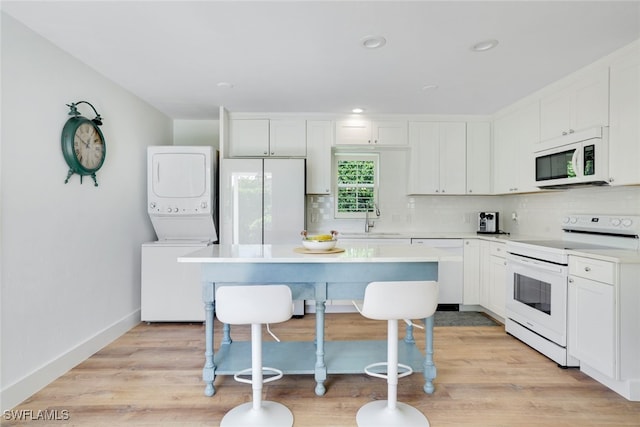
xmin=178 ymin=243 xmax=456 ymax=263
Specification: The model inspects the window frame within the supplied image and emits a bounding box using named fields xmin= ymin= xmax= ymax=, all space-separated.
xmin=333 ymin=153 xmax=379 ymax=219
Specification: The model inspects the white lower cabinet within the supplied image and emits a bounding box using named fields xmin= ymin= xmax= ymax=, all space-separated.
xmin=568 ymin=273 xmax=615 ymax=378
xmin=568 ymin=254 xmax=640 ymax=401
xmin=487 ymin=242 xmax=506 ymax=319
xmin=463 ymin=239 xmax=505 ymax=319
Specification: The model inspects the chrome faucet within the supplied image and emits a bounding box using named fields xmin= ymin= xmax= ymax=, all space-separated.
xmin=364 ymin=203 xmax=380 ymax=233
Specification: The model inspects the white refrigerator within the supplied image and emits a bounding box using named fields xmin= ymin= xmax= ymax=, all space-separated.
xmin=220 ymin=158 xmax=306 ymax=315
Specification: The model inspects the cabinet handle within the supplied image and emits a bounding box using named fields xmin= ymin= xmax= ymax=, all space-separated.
xmin=569 ymin=129 xmax=575 ymax=134
xmin=271 ymin=152 xmax=275 ymax=155
xmin=469 ymin=189 xmax=473 ymax=193
xmin=569 ymin=278 xmax=574 ymax=283
xmin=264 ymin=151 xmax=268 ymax=155
xmin=562 ymin=131 xmax=568 ymax=136
xmin=442 ymin=189 xmax=446 ymax=193
xmin=584 ymin=266 xmax=591 ymax=272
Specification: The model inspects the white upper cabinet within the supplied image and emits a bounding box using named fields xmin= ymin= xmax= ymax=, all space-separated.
xmin=229 ymin=119 xmax=269 ymax=157
xmin=229 ymin=119 xmax=306 ymax=157
xmin=335 ymin=119 xmax=407 ymax=145
xmin=609 ymin=45 xmax=640 ymax=186
xmin=493 ymin=101 xmax=540 ymax=194
xmin=540 ymin=67 xmax=609 ymax=142
xmin=407 ymin=121 xmax=466 ymax=195
xmin=306 ymin=120 xmax=333 ymax=194
xmin=269 ymin=120 xmax=307 ymax=156
xmin=466 ymin=122 xmax=492 ymax=194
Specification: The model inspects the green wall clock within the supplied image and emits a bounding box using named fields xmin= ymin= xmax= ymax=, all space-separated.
xmin=61 ymin=101 xmax=106 ymax=186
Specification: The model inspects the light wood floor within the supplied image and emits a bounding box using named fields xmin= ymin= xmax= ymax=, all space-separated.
xmin=6 ymin=313 xmax=640 ymax=426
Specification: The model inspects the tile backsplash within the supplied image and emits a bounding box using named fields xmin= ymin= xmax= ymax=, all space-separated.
xmin=307 ymin=185 xmax=640 ymax=238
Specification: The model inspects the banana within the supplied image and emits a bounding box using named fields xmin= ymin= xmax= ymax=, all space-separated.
xmin=310 ymin=234 xmax=333 ymax=241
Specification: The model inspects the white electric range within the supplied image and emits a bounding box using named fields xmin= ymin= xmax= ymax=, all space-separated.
xmin=504 ymin=214 xmax=640 ymax=367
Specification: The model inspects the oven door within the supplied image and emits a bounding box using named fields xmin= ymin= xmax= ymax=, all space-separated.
xmin=505 ymin=253 xmax=569 ymax=346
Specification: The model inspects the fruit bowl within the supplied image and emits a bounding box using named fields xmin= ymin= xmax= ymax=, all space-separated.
xmin=301 ymin=230 xmax=338 ymax=251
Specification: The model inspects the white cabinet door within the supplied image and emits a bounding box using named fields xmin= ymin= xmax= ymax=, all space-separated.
xmin=229 ymin=119 xmax=270 ymax=157
xmin=335 ymin=119 xmax=407 ymax=145
xmin=466 ymin=122 xmax=492 ymax=194
xmin=407 ymin=121 xmax=440 ymax=194
xmin=540 ymin=67 xmax=609 ymax=141
xmin=407 ymin=121 xmax=466 ymax=194
xmin=439 ymin=122 xmax=467 ymax=194
xmin=229 ymin=119 xmax=306 ymax=157
xmin=568 ymin=275 xmax=616 ymax=378
xmin=492 ymin=102 xmax=540 ymax=194
xmin=487 ymin=242 xmax=506 ymax=318
xmin=269 ymin=119 xmax=306 ymax=157
xmin=372 ymin=120 xmax=408 ymax=145
xmin=463 ymin=239 xmax=480 ymax=305
xmin=478 ymin=240 xmax=491 ymax=308
xmin=335 ymin=119 xmax=372 ymax=145
xmin=609 ymin=47 xmax=640 ymax=186
xmin=306 ymin=120 xmax=333 ymax=194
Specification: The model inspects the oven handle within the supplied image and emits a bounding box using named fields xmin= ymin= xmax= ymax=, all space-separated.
xmin=506 ymin=253 xmax=567 ymax=274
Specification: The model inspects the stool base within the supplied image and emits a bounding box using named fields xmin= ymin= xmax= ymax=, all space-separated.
xmin=220 ymin=401 xmax=293 ymax=427
xmin=356 ymin=400 xmax=429 ymax=427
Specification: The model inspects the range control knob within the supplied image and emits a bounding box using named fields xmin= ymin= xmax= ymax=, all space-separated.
xmin=167 ymin=207 xmax=173 ymax=213
xmin=201 ymin=201 xmax=208 ymax=208
xmin=611 ymin=218 xmax=621 ymax=227
xmin=149 ymin=202 xmax=156 ymax=209
xmin=562 ymin=217 xmax=570 ymax=224
xmin=569 ymin=217 xmax=578 ymax=224
xmin=622 ymin=218 xmax=633 ymax=227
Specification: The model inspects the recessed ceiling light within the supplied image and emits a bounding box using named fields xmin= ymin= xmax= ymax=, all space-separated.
xmin=471 ymin=39 xmax=499 ymax=52
xmin=421 ymin=84 xmax=439 ymax=91
xmin=352 ymin=108 xmax=365 ymax=114
xmin=216 ymin=82 xmax=234 ymax=88
xmin=360 ymin=35 xmax=386 ymax=49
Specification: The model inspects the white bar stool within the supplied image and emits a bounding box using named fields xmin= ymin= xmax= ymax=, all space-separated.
xmin=356 ymin=281 xmax=439 ymax=427
xmin=215 ymin=285 xmax=294 ymax=427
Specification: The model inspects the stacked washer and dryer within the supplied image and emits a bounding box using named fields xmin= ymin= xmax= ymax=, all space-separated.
xmin=141 ymin=146 xmax=218 ymax=322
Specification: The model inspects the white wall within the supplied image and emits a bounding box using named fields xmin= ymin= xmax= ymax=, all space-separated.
xmin=173 ymin=119 xmax=219 ymax=147
xmin=0 ymin=14 xmax=173 ymax=410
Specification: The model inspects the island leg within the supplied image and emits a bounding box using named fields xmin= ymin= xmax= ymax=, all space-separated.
xmin=404 ymin=321 xmax=415 ymax=344
xmin=422 ymin=315 xmax=436 ymax=394
xmin=202 ymin=281 xmax=216 ymax=396
xmin=314 ymin=300 xmax=327 ymax=396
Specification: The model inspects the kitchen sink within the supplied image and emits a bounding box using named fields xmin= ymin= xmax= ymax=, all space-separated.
xmin=339 ymin=232 xmax=402 ymax=238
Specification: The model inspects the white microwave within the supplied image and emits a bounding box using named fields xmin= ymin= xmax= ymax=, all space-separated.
xmin=534 ymin=127 xmax=609 ymax=189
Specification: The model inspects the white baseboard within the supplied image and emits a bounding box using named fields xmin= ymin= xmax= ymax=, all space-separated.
xmin=1 ymin=309 xmax=140 ymax=412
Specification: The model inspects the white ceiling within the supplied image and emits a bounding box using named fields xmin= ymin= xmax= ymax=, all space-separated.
xmin=3 ymin=1 xmax=640 ymax=119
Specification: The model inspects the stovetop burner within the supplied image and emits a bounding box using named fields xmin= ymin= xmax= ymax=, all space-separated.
xmin=507 ymin=214 xmax=640 ymax=265
xmin=509 ymin=239 xmax=617 ymax=251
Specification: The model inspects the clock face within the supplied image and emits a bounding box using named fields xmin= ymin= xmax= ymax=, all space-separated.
xmin=73 ymin=122 xmax=105 ymax=171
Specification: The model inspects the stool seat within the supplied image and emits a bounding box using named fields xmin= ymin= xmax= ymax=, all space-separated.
xmin=356 ymin=280 xmax=439 ymax=427
xmin=215 ymin=285 xmax=294 ymax=427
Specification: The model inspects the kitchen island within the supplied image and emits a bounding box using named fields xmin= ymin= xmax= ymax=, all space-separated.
xmin=178 ymin=243 xmax=446 ymax=397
